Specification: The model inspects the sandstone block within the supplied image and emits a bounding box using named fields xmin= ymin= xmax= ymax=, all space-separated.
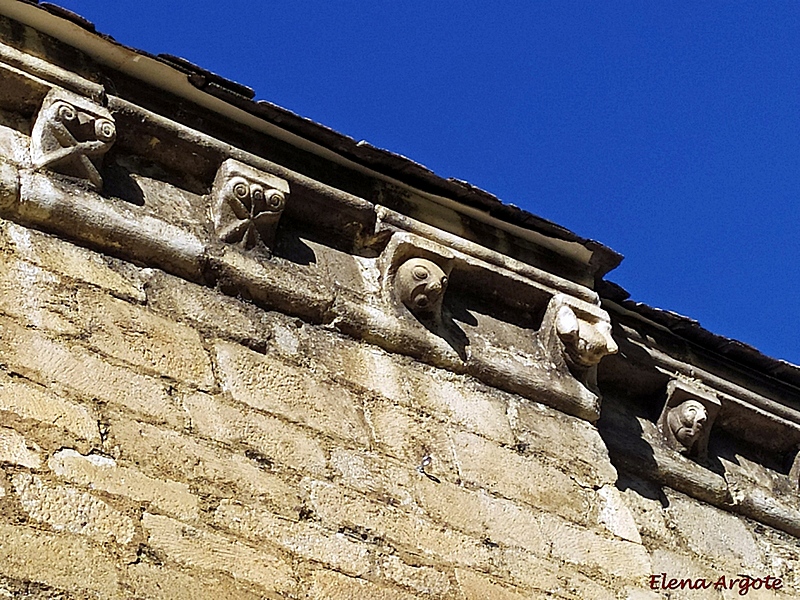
xmin=365 ymin=397 xmax=458 ymax=477
xmin=0 ymin=426 xmax=41 ymax=468
xmin=308 ymin=569 xmax=418 ymax=600
xmin=213 ymin=340 xmax=371 ymax=445
xmin=664 ymin=489 xmax=765 ymax=571
xmin=144 ymin=269 xmax=272 ymax=350
xmin=0 ymin=523 xmax=118 ymax=596
xmin=538 ymin=514 xmax=652 ymax=580
xmin=0 ymin=220 xmax=144 ymax=302
xmin=125 ymin=563 xmax=269 ymax=600
xmin=508 ymin=398 xmax=617 ymax=487
xmin=12 ymin=473 xmax=136 ymax=544
xmin=214 ymin=499 xmax=371 ymax=577
xmin=309 ymin=480 xmax=494 ymax=570
xmin=375 ymin=555 xmax=452 ymax=597
xmin=0 ymin=317 xmax=184 ymax=427
xmin=414 ymin=477 xmax=549 ymax=556
xmin=183 ymin=391 xmax=328 ymax=475
xmin=108 ymin=418 xmax=302 ymax=516
xmin=597 ymin=484 xmax=642 ymax=543
xmin=0 ymin=372 xmax=99 ymax=445
xmin=450 ymin=429 xmax=590 ymax=524
xmin=456 ymin=569 xmax=553 ymax=600
xmin=142 ymin=513 xmax=295 ymax=595
xmin=76 ymin=287 xmax=213 ymax=388
xmin=48 ymin=448 xmax=199 ymax=521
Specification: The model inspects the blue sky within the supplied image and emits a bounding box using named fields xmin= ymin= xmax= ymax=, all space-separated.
xmin=51 ymin=2 xmax=800 ymax=363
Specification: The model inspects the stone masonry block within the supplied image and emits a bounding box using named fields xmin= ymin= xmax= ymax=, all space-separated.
xmin=413 ymin=476 xmax=549 ymax=557
xmin=125 ymin=563 xmax=270 ymax=600
xmin=76 ymin=287 xmax=214 ymax=388
xmin=142 ymin=513 xmax=296 ymax=595
xmin=0 ymin=316 xmax=184 ymax=427
xmin=308 ymin=480 xmax=495 ymax=571
xmin=108 ymin=418 xmax=302 ymax=516
xmin=508 ymin=398 xmax=617 ymax=487
xmin=0 ymin=426 xmax=41 ymax=468
xmin=0 ymin=523 xmax=119 ymax=596
xmin=12 ymin=473 xmax=136 ymax=545
xmin=538 ymin=514 xmax=652 ymax=581
xmin=375 ymin=555 xmax=453 ymax=598
xmin=183 ymin=391 xmax=328 ymax=475
xmin=214 ymin=499 xmax=371 ymax=577
xmin=664 ymin=489 xmax=765 ymax=571
xmin=281 ymin=326 xmax=515 ymax=444
xmin=48 ymin=449 xmax=199 ymax=521
xmin=364 ymin=396 xmax=459 ymax=478
xmin=213 ymin=340 xmax=371 ymax=445
xmin=308 ymin=569 xmax=418 ymax=600
xmin=450 ymin=429 xmax=591 ymax=525
xmin=144 ymin=269 xmax=272 ymax=350
xmin=0 ymin=220 xmax=145 ymax=303
xmin=457 ymin=569 xmax=553 ymax=600
xmin=0 ymin=372 xmax=99 ymax=446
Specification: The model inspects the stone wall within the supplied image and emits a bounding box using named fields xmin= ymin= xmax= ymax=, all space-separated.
xmin=0 ymin=5 xmax=796 ymax=599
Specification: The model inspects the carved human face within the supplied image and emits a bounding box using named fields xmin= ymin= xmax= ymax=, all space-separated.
xmin=669 ymin=399 xmax=708 ymax=448
xmin=395 ymin=257 xmax=448 ymax=318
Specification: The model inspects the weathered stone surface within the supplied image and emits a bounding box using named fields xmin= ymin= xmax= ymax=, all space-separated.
xmin=538 ymin=514 xmax=652 ymax=580
xmin=12 ymin=473 xmax=136 ymax=545
xmin=665 ymin=489 xmax=765 ymax=571
xmin=214 ymin=499 xmax=371 ymax=577
xmin=0 ymin=426 xmax=40 ymax=468
xmin=456 ymin=569 xmax=553 ymax=600
xmin=213 ymin=340 xmax=370 ymax=445
xmin=0 ymin=219 xmax=145 ymax=302
xmin=108 ymin=418 xmax=303 ymax=517
xmin=0 ymin=372 xmax=100 ymax=445
xmin=449 ymin=429 xmax=591 ymax=524
xmin=125 ymin=563 xmax=269 ymax=600
xmin=144 ymin=269 xmax=272 ymax=350
xmin=307 ymin=569 xmax=419 ymax=600
xmin=507 ymin=397 xmax=617 ymax=487
xmin=0 ymin=523 xmax=119 ymax=596
xmin=75 ymin=288 xmax=214 ymax=388
xmin=309 ymin=480 xmax=495 ymax=570
xmin=182 ymin=391 xmax=328 ymax=475
xmin=414 ymin=477 xmax=549 ymax=556
xmin=0 ymin=316 xmax=184 ymax=427
xmin=48 ymin=449 xmax=199 ymax=521
xmin=142 ymin=513 xmax=295 ymax=595
xmin=597 ymin=484 xmax=642 ymax=543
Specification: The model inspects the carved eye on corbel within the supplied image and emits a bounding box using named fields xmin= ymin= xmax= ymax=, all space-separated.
xmin=379 ymin=232 xmax=455 ymax=327
xmin=395 ymin=257 xmax=449 ymax=321
xmin=542 ymin=294 xmax=617 ymax=394
xmin=31 ymin=89 xmax=117 ymax=190
xmin=657 ymin=379 xmax=720 ymax=462
xmin=210 ymin=159 xmax=289 ymax=252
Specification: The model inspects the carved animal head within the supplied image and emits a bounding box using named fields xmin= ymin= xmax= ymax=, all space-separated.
xmin=395 ymin=257 xmax=448 ymax=320
xmin=555 ymin=305 xmax=618 ymax=367
xmin=667 ymin=399 xmax=708 ymax=451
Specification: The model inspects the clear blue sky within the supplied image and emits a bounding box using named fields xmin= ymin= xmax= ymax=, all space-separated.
xmin=51 ymin=2 xmax=800 ymax=363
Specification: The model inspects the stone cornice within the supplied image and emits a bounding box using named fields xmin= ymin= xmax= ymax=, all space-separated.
xmin=0 ymin=7 xmax=799 ymax=540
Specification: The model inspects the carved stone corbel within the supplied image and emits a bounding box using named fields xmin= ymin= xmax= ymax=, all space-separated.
xmin=790 ymin=449 xmax=800 ymax=493
xmin=541 ymin=294 xmax=617 ymax=394
xmin=210 ymin=159 xmax=289 ymax=252
xmin=31 ymin=89 xmax=116 ymax=191
xmin=657 ymin=379 xmax=720 ymax=461
xmin=380 ymin=233 xmax=454 ymax=326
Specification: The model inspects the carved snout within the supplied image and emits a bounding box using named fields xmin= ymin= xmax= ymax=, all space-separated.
xmin=555 ymin=305 xmax=617 ymax=367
